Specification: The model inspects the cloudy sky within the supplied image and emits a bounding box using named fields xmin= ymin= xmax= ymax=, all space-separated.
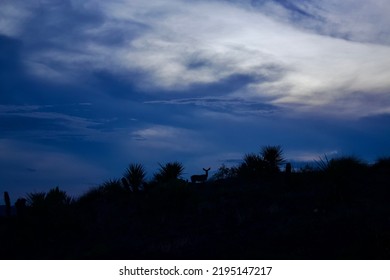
xmin=1 ymin=0 xmax=390 ymax=199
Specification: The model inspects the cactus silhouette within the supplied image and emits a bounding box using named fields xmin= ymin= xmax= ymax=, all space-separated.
xmin=285 ymin=162 xmax=292 ymax=185
xmin=4 ymin=191 xmax=11 ymax=217
xmin=15 ymin=198 xmax=27 ymax=218
xmin=285 ymin=162 xmax=292 ymax=174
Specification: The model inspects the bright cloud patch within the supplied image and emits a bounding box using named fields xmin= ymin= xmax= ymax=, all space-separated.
xmin=131 ymin=125 xmax=205 ymax=152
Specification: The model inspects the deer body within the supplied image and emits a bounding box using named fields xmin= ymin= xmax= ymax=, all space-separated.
xmin=191 ymin=168 xmax=210 ymax=183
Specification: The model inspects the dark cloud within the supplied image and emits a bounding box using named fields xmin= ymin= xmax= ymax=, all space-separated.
xmin=0 ymin=35 xmax=22 ymax=75
xmin=0 ymin=35 xmax=25 ymax=104
xmin=21 ymin=1 xmax=103 ymax=46
xmin=251 ymin=0 xmax=317 ymax=19
xmin=187 ymin=73 xmax=259 ymax=95
xmin=91 ymin=70 xmax=148 ymax=100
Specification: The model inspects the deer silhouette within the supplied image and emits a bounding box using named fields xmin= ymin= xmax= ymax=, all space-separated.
xmin=191 ymin=168 xmax=211 ymax=183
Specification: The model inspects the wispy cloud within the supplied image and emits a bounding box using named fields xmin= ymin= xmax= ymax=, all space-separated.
xmin=0 ymin=103 xmax=125 ymax=142
xmin=145 ymin=96 xmax=278 ymax=117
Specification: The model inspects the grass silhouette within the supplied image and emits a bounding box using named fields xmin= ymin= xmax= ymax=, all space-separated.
xmin=1 ymin=146 xmax=390 ymax=259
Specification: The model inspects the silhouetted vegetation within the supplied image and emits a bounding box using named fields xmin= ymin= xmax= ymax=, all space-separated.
xmin=123 ymin=163 xmax=146 ymax=191
xmin=1 ymin=145 xmax=390 ymax=259
xmin=153 ymin=161 xmax=185 ymax=184
xmin=261 ymin=145 xmax=285 ymax=173
xmin=3 ymin=192 xmax=11 ymax=218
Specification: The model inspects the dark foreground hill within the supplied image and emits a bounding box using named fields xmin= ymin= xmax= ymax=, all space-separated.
xmin=1 ymin=166 xmax=390 ymax=259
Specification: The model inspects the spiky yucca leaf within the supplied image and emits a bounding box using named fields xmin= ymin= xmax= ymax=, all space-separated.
xmin=260 ymin=145 xmax=285 ymax=173
xmin=237 ymin=153 xmax=265 ymax=179
xmin=315 ymin=154 xmax=330 ymax=172
xmin=317 ymin=156 xmax=366 ymax=173
xmin=26 ymin=192 xmax=47 ymax=208
xmin=243 ymin=153 xmax=264 ymax=168
xmin=101 ymin=179 xmax=125 ymax=194
xmin=124 ymin=163 xmax=146 ymax=190
xmin=154 ymin=161 xmax=184 ymax=183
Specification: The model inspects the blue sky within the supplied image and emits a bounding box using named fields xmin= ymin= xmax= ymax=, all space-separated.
xmin=1 ymin=0 xmax=390 ymax=199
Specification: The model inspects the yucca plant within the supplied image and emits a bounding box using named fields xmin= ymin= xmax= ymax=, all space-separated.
xmin=260 ymin=145 xmax=285 ymax=173
xmin=124 ymin=163 xmax=146 ymax=191
xmin=154 ymin=161 xmax=184 ymax=183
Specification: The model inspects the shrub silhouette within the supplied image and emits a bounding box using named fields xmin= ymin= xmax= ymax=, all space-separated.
xmin=212 ymin=164 xmax=237 ymax=180
xmin=237 ymin=153 xmax=265 ymax=180
xmin=317 ymin=155 xmax=367 ymax=176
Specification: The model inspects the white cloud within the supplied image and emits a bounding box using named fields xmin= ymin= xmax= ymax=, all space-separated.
xmin=4 ymin=0 xmax=390 ymax=117
xmin=131 ymin=125 xmax=206 ymax=152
